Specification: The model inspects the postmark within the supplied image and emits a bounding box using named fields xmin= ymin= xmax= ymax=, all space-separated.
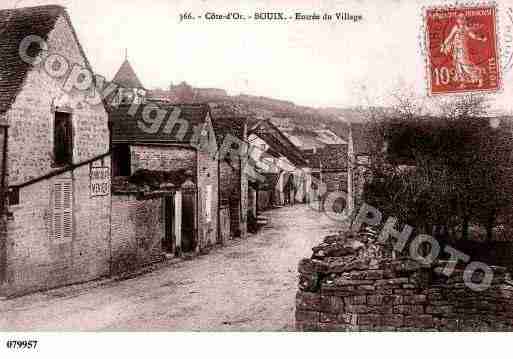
xmin=424 ymin=4 xmax=501 ymax=95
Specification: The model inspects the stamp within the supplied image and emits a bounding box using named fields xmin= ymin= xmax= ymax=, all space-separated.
xmin=425 ymin=4 xmax=501 ymax=95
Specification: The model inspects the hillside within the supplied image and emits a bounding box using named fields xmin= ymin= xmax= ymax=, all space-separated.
xmin=148 ymin=83 xmax=385 ymax=141
xmin=206 ymin=93 xmax=363 ymax=141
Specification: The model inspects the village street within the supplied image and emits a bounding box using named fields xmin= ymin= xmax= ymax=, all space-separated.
xmin=0 ymin=204 xmax=343 ymax=331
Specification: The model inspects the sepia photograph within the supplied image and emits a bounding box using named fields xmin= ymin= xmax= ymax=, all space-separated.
xmin=0 ymin=0 xmax=512 ymax=356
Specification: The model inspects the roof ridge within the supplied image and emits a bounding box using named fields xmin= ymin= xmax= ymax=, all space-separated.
xmin=0 ymin=4 xmax=64 ymax=13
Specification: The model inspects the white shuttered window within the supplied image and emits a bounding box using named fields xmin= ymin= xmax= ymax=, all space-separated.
xmin=52 ymin=181 xmax=73 ymax=242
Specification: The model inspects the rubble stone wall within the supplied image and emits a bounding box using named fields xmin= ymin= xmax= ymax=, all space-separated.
xmin=111 ymin=194 xmax=164 ymax=275
xmin=197 ymin=148 xmax=219 ymax=249
xmin=220 ymin=161 xmax=241 ymax=237
xmin=0 ymin=14 xmax=111 ymax=297
xmin=322 ymin=171 xmax=348 ymax=194
xmin=3 ymin=158 xmax=111 ymax=297
xmin=6 ymin=15 xmax=110 ymax=186
xmin=296 ymin=232 xmax=513 ymax=331
xmin=130 ymin=145 xmax=219 ymax=249
xmin=131 ymin=145 xmax=196 ymax=175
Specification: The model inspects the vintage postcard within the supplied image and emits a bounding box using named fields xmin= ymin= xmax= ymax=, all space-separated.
xmin=0 ymin=0 xmax=513 ymax=357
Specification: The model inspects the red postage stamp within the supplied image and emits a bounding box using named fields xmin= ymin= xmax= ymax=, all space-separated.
xmin=425 ymin=5 xmax=500 ymax=95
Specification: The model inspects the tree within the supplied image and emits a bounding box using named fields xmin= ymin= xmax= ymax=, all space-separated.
xmin=363 ymin=92 xmax=513 ymax=243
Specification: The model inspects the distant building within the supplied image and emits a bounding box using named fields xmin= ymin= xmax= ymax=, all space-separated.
xmin=0 ymin=5 xmax=111 ymax=296
xmin=147 ymin=82 xmax=228 ymax=104
xmin=304 ymin=144 xmax=349 ymax=192
xmin=110 ymin=56 xmax=146 ymax=105
xmin=248 ymin=119 xmax=309 ymax=210
xmin=283 ymin=128 xmax=347 ymax=151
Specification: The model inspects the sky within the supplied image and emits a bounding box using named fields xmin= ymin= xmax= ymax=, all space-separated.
xmin=3 ymin=0 xmax=513 ymax=112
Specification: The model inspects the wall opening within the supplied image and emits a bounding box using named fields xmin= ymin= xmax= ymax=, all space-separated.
xmin=54 ymin=112 xmax=73 ymax=167
xmin=163 ymin=195 xmax=174 ymax=254
xmin=112 ymin=144 xmax=131 ymax=177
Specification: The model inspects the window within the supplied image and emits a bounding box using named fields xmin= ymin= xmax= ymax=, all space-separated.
xmin=54 ymin=112 xmax=73 ymax=166
xmin=52 ymin=181 xmax=73 ymax=242
xmin=113 ymin=144 xmax=131 ymax=176
xmin=8 ymin=187 xmax=19 ymax=205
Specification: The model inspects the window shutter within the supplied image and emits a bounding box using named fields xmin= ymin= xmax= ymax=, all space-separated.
xmin=62 ymin=181 xmax=73 ymax=241
xmin=53 ymin=183 xmax=63 ymax=242
xmin=52 ymin=181 xmax=73 ymax=242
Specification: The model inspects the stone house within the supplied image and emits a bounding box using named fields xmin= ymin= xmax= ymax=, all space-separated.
xmin=0 ymin=5 xmax=111 ymax=296
xmin=248 ymin=119 xmax=308 ymax=211
xmin=109 ymin=102 xmax=219 ymax=265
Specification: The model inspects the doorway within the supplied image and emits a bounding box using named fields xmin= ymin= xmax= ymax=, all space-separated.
xmin=181 ymin=191 xmax=196 ymax=252
xmin=163 ymin=196 xmax=174 ymax=254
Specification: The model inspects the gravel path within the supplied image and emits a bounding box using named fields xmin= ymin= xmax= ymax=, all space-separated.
xmin=0 ymin=204 xmax=343 ymax=331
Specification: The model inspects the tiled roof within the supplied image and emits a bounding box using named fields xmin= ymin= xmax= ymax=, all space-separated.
xmin=283 ymin=129 xmax=347 ymax=151
xmin=109 ymin=103 xmax=210 ymax=144
xmin=112 ymin=59 xmax=144 ymax=89
xmin=284 ymin=132 xmax=325 ymax=150
xmin=0 ymin=5 xmax=63 ymax=114
xmin=251 ymin=120 xmax=307 ymax=167
xmin=316 ymin=129 xmax=347 ymax=145
xmin=211 ymin=116 xmax=246 ymax=145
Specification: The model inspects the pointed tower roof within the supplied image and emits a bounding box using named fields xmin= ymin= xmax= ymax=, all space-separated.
xmin=112 ymin=59 xmax=144 ymax=89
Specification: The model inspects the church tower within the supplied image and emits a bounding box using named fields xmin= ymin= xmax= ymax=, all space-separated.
xmin=111 ymin=50 xmax=146 ymax=105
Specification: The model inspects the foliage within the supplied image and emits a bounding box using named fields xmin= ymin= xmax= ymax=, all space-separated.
xmin=363 ymin=94 xmax=513 ymax=241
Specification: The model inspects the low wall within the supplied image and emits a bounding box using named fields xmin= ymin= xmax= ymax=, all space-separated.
xmin=111 ymin=194 xmax=164 ymax=275
xmin=296 ymin=232 xmax=513 ymax=331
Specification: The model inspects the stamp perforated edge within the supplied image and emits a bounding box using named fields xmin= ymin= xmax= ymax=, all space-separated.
xmin=420 ymin=1 xmax=503 ymax=97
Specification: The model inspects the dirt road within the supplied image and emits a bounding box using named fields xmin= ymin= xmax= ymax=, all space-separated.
xmin=0 ymin=204 xmax=343 ymax=331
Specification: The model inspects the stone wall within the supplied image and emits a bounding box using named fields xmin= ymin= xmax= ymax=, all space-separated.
xmin=130 ymin=144 xmax=219 ymax=250
xmin=197 ymin=147 xmax=219 ymax=249
xmin=220 ymin=160 xmax=241 ymax=237
xmin=0 ymin=13 xmax=111 ymax=297
xmin=296 ymin=231 xmax=513 ymax=331
xmin=322 ymin=171 xmax=348 ymax=193
xmin=131 ymin=145 xmax=196 ymax=175
xmin=239 ymin=159 xmax=248 ymax=240
xmin=2 ymin=158 xmax=111 ymax=297
xmin=6 ymin=15 xmax=110 ymax=186
xmin=111 ymin=194 xmax=164 ymax=275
